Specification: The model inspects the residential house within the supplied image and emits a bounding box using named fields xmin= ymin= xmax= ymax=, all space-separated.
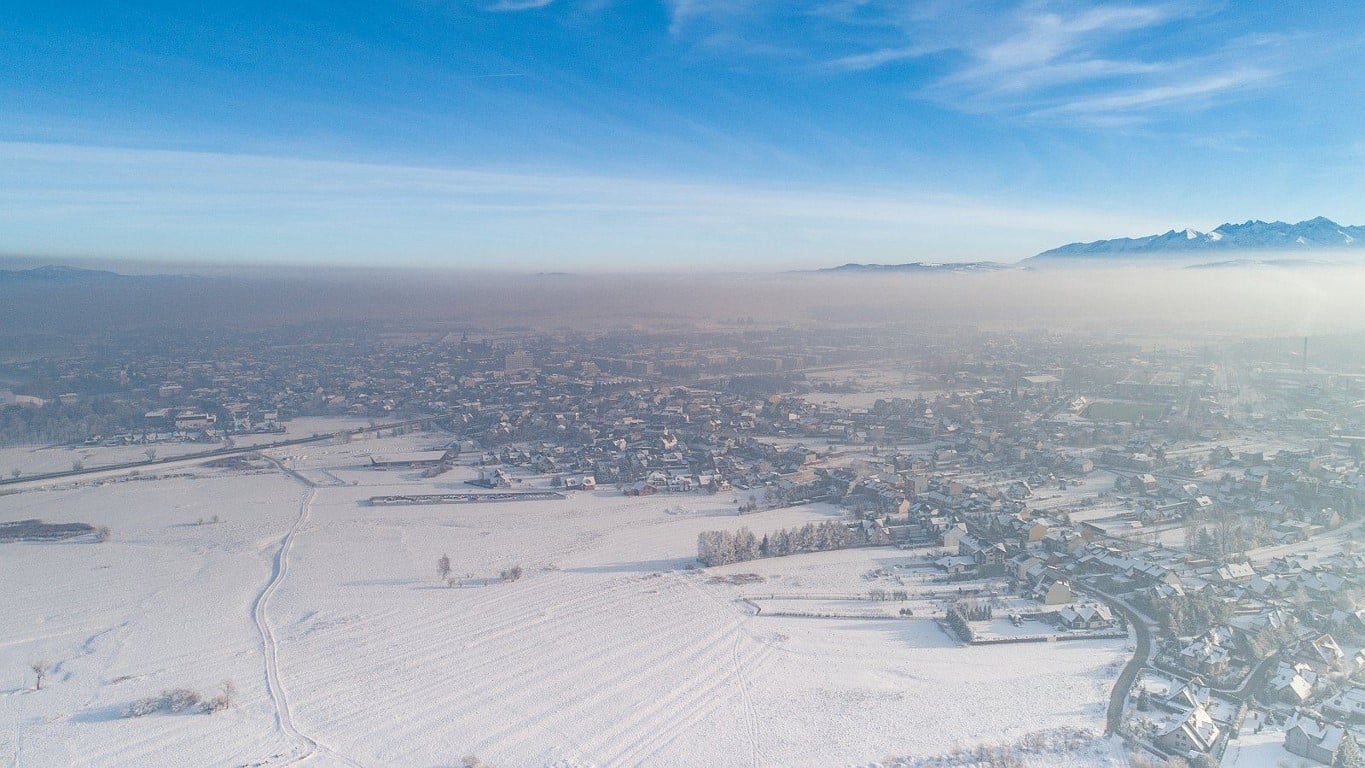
xmin=1057 ymin=603 xmax=1115 ymax=630
xmin=1285 ymin=714 xmax=1357 ymax=766
xmin=1031 ymin=575 xmax=1075 ymax=606
xmin=1267 ymin=662 xmax=1317 ymax=705
xmin=1323 ymin=685 xmax=1365 ymax=724
xmin=1157 ymin=704 xmax=1221 ymax=754
xmin=1180 ymin=637 xmax=1231 ymax=677
xmin=941 ymin=522 xmax=969 ymax=550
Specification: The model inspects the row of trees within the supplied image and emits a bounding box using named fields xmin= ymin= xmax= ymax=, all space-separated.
xmin=0 ymin=399 xmax=147 ymax=446
xmin=696 ymin=521 xmax=861 ymax=566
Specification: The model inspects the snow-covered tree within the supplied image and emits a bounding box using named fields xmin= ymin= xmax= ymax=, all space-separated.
xmin=1336 ymin=734 xmax=1363 ymax=768
xmin=733 ymin=528 xmax=760 ymax=561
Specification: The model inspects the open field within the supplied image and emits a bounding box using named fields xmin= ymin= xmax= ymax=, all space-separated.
xmin=0 ymin=417 xmax=375 ymax=479
xmin=1082 ymin=401 xmax=1169 ymax=422
xmin=798 ymin=366 xmax=951 ymax=410
xmin=2 ymin=430 xmax=1127 ymax=767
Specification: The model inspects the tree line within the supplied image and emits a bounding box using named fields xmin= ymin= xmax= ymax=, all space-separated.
xmin=696 ymin=520 xmax=861 ymax=567
xmin=0 ymin=399 xmax=147 ymax=446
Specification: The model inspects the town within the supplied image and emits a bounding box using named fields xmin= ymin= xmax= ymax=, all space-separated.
xmin=3 ymin=318 xmax=1364 ymax=768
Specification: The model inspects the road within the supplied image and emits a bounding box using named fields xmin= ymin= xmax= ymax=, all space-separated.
xmin=1076 ymin=580 xmax=1153 ymax=736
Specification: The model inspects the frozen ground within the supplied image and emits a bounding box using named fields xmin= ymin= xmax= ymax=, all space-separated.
xmin=1 ymin=431 xmax=1127 ymax=767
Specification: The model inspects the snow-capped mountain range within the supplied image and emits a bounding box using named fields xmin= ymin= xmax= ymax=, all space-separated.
xmin=1028 ymin=217 xmax=1364 ymax=261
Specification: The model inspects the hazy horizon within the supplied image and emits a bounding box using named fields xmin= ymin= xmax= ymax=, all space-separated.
xmin=5 ymin=265 xmax=1365 ymax=347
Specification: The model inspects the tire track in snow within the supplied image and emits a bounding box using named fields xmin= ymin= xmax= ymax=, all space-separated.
xmin=309 ymin=576 xmax=645 ymax=736
xmin=685 ymin=571 xmax=767 ymax=768
xmin=471 ymin=600 xmax=743 ymax=757
xmin=376 ymin=592 xmax=650 ymax=739
xmin=6 ymin=708 xmax=20 ymax=768
xmin=600 ymin=639 xmax=777 ymax=768
xmin=569 ymin=573 xmax=778 ymax=768
xmin=570 ymin=622 xmax=740 ymax=761
xmin=733 ymin=630 xmax=761 ymax=768
xmin=252 ymin=480 xmax=362 ymax=768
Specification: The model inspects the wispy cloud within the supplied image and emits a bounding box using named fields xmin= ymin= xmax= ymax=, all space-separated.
xmin=666 ymin=0 xmax=1301 ymax=124
xmin=665 ymin=0 xmax=754 ymax=35
xmin=485 ymin=0 xmax=554 ymax=12
xmin=908 ymin=2 xmax=1287 ymax=120
xmin=824 ymin=45 xmax=929 ymax=72
xmin=940 ymin=4 xmax=1181 ymax=87
xmin=1032 ymin=68 xmax=1274 ymax=117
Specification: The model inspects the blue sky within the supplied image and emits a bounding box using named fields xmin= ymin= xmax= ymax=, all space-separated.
xmin=2 ymin=0 xmax=1363 ymax=269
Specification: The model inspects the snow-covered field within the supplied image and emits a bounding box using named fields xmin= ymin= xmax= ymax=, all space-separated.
xmin=0 ymin=471 xmax=299 ymax=765
xmin=0 ymin=417 xmax=372 ymax=478
xmin=0 ymin=440 xmax=219 ymax=478
xmin=799 ymin=366 xmax=949 ymax=410
xmin=1 ymin=431 xmax=1128 ymax=767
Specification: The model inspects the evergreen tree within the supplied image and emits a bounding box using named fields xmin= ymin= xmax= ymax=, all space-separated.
xmin=733 ymin=528 xmax=760 ymax=561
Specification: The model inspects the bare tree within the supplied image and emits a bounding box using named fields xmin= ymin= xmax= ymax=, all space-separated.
xmin=438 ymin=553 xmax=451 ymax=581
xmin=500 ymin=565 xmax=523 ymax=582
xmin=30 ymin=660 xmax=48 ymax=691
xmin=144 ymin=447 xmax=157 ymax=461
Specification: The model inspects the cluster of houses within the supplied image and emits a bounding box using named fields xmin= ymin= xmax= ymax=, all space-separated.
xmin=768 ymin=411 xmax=1365 ymax=763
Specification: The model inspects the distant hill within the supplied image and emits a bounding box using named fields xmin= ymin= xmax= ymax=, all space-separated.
xmin=817 ymin=261 xmax=1010 ymax=274
xmin=1028 ymin=217 xmax=1365 ymax=263
xmin=0 ymin=265 xmax=125 ymax=282
xmin=0 ymin=265 xmax=211 ymax=285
